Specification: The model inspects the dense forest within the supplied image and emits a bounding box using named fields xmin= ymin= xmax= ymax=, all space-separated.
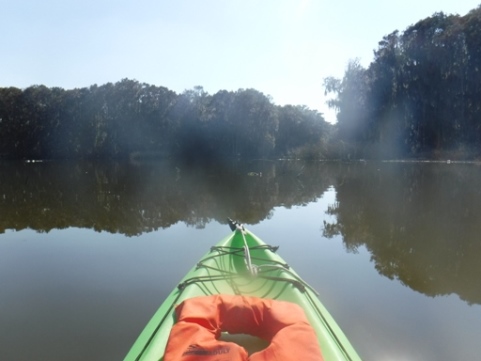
xmin=325 ymin=5 xmax=481 ymax=159
xmin=1 ymin=6 xmax=480 ymax=161
xmin=0 ymin=82 xmax=330 ymax=161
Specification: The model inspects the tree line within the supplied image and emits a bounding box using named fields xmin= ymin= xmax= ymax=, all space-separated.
xmin=325 ymin=5 xmax=481 ymax=159
xmin=2 ymin=6 xmax=480 ymax=161
xmin=0 ymin=81 xmax=330 ymax=161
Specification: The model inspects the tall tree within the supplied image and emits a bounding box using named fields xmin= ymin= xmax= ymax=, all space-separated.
xmin=324 ymin=59 xmax=370 ymax=157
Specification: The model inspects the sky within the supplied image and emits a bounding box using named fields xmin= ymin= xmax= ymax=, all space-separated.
xmin=1 ymin=0 xmax=480 ymax=123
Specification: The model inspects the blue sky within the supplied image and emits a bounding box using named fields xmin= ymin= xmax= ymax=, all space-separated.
xmin=1 ymin=0 xmax=479 ymax=122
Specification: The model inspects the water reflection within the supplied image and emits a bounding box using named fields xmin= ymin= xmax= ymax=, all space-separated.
xmin=2 ymin=160 xmax=480 ymax=306
xmin=0 ymin=160 xmax=334 ymax=234
xmin=323 ymin=162 xmax=481 ymax=305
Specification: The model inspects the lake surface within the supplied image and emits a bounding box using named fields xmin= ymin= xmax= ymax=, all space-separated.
xmin=1 ymin=160 xmax=480 ymax=360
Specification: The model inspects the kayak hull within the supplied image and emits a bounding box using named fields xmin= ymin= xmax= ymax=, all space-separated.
xmin=124 ymin=227 xmax=362 ymax=361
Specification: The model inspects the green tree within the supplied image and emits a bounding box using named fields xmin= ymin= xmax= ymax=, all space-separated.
xmin=276 ymin=105 xmax=328 ymax=157
xmin=0 ymin=87 xmax=23 ymax=158
xmin=227 ymin=89 xmax=278 ymax=158
xmin=324 ymin=59 xmax=370 ymax=158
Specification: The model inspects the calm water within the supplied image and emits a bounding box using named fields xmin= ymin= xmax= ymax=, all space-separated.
xmin=1 ymin=160 xmax=480 ymax=360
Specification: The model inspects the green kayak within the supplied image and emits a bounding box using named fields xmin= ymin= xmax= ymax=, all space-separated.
xmin=124 ymin=220 xmax=362 ymax=361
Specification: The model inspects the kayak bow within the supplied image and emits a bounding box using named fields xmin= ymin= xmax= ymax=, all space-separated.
xmin=124 ymin=220 xmax=362 ymax=361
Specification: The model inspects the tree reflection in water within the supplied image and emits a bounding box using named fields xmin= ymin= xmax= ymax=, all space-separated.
xmin=0 ymin=160 xmax=334 ymax=235
xmin=2 ymin=160 xmax=480 ymax=305
xmin=323 ymin=162 xmax=481 ymax=305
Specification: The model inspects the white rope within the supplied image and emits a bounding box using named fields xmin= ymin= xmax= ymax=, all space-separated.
xmin=235 ymin=223 xmax=257 ymax=276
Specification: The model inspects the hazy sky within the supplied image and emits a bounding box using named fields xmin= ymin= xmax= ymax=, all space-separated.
xmin=1 ymin=0 xmax=479 ymax=122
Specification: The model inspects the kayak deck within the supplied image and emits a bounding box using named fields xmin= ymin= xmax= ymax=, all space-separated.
xmin=124 ymin=225 xmax=362 ymax=361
